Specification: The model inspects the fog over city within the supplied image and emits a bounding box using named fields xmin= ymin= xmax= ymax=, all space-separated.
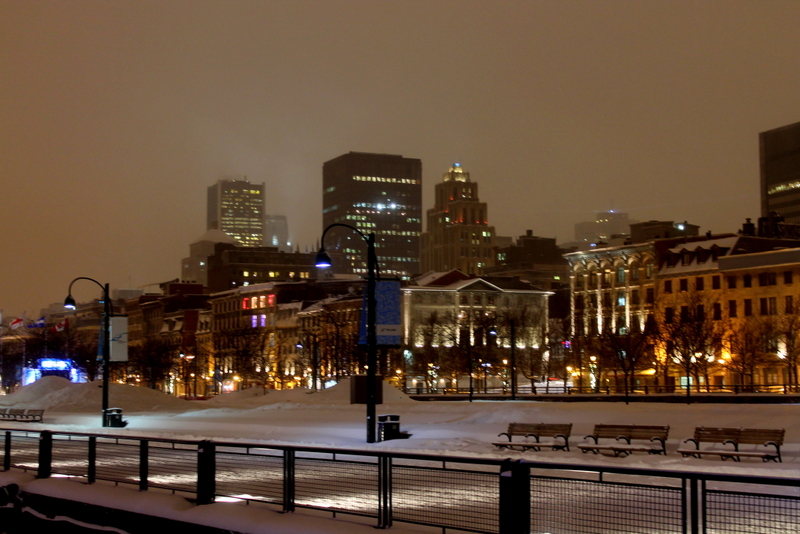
xmin=2 ymin=1 xmax=800 ymax=316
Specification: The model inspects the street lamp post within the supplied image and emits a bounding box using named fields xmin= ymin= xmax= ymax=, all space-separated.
xmin=64 ymin=277 xmax=111 ymax=427
xmin=316 ymin=223 xmax=379 ymax=443
xmin=509 ymin=319 xmax=516 ymax=400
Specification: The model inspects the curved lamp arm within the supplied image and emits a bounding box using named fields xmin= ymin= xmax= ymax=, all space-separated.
xmin=316 ymin=223 xmax=381 ymax=279
xmin=64 ymin=276 xmax=107 ymax=309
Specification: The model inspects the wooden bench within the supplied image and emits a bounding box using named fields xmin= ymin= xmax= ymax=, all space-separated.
xmin=17 ymin=409 xmax=44 ymax=422
xmin=493 ymin=423 xmax=572 ymax=451
xmin=677 ymin=427 xmax=785 ymax=463
xmin=578 ymin=424 xmax=669 ymax=457
xmin=0 ymin=408 xmax=44 ymax=422
xmin=2 ymin=409 xmax=26 ymax=421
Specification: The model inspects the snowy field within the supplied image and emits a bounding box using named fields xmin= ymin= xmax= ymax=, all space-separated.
xmin=1 ymin=376 xmax=799 ymax=533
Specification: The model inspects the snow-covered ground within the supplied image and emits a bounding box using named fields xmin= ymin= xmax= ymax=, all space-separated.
xmin=1 ymin=376 xmax=799 ymax=533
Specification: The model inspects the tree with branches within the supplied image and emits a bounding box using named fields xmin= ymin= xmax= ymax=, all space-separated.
xmin=725 ymin=315 xmax=779 ymax=391
xmin=655 ymin=289 xmax=722 ymax=402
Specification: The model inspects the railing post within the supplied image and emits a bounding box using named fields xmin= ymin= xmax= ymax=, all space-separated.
xmin=499 ymin=459 xmax=530 ymax=534
xmin=38 ymin=430 xmax=52 ymax=479
xmin=139 ymin=440 xmax=149 ymax=491
xmin=3 ymin=432 xmax=10 ymax=471
xmin=197 ymin=440 xmax=216 ymax=505
xmin=283 ymin=449 xmax=295 ymax=513
xmin=689 ymin=475 xmax=701 ymax=534
xmin=87 ymin=436 xmax=96 ymax=483
xmin=377 ymin=455 xmax=392 ymax=529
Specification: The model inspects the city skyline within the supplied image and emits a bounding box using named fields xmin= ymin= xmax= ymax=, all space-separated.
xmin=2 ymin=1 xmax=800 ymax=317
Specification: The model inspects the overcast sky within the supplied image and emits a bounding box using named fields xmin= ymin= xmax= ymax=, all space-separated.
xmin=2 ymin=0 xmax=799 ymax=318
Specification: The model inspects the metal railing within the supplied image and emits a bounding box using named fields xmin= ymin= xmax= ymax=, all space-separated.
xmin=406 ymin=383 xmax=800 ymax=396
xmin=2 ymin=428 xmax=799 ymax=533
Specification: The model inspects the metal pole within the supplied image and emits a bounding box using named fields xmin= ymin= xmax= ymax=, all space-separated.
xmin=313 ymin=335 xmax=319 ymax=391
xmin=366 ymin=233 xmax=377 ymax=443
xmin=468 ymin=341 xmax=473 ymax=402
xmin=510 ymin=319 xmax=516 ymax=400
xmin=102 ymin=283 xmax=110 ymax=426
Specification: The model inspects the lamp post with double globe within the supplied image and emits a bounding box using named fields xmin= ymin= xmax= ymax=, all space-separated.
xmin=315 ymin=223 xmax=378 ymax=443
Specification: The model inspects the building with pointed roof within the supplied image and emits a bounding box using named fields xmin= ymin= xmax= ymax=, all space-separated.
xmin=420 ymin=163 xmax=496 ymax=275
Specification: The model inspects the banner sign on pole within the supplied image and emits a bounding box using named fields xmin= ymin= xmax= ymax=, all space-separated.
xmin=359 ymin=280 xmax=402 ymax=347
xmin=110 ymin=316 xmax=129 ymax=362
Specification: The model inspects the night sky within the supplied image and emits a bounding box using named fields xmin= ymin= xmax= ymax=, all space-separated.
xmin=2 ymin=0 xmax=799 ymax=318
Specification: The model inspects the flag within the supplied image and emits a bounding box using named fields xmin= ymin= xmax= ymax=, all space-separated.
xmin=27 ymin=317 xmax=46 ymax=328
xmin=10 ymin=317 xmax=23 ymax=330
xmin=53 ymin=318 xmax=68 ymax=333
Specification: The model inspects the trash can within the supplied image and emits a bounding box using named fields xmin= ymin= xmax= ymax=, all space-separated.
xmin=104 ymin=408 xmax=128 ymax=428
xmin=378 ymin=414 xmax=400 ymax=441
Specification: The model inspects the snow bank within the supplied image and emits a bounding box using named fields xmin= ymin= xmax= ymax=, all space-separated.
xmin=0 ymin=378 xmax=193 ymax=413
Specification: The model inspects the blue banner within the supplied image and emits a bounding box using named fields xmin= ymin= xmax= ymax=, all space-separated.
xmin=359 ymin=280 xmax=402 ymax=347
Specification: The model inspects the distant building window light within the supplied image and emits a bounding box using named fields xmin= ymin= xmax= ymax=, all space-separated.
xmin=768 ymin=181 xmax=800 ymax=195
xmin=352 ymin=175 xmax=420 ymax=185
xmin=242 ymin=298 xmax=249 ymax=310
xmin=251 ymin=315 xmax=257 ymax=328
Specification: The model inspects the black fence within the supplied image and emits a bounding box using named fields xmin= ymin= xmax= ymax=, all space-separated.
xmin=406 ymin=383 xmax=800 ymax=396
xmin=2 ymin=428 xmax=799 ymax=533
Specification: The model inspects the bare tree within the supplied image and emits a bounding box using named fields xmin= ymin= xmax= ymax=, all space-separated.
xmin=128 ymin=336 xmax=173 ymax=390
xmin=777 ymin=304 xmax=800 ymax=391
xmin=214 ymin=326 xmax=273 ymax=390
xmin=592 ymin=326 xmax=655 ymax=402
xmin=656 ymin=289 xmax=722 ymax=402
xmin=725 ymin=315 xmax=779 ymax=390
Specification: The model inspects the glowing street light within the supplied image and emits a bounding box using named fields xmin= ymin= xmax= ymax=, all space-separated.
xmin=64 ymin=277 xmax=112 ymax=427
xmin=316 ymin=223 xmax=379 ymax=443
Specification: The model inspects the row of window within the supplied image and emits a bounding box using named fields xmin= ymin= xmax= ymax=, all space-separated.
xmin=249 ymin=313 xmax=277 ymax=328
xmin=575 ymin=288 xmax=656 ymax=309
xmin=352 ymin=175 xmax=420 ymax=185
xmin=242 ymin=295 xmax=277 ymax=310
xmin=577 ymin=264 xmax=655 ymax=288
xmin=663 ymin=296 xmax=794 ymax=323
xmin=664 ymin=271 xmax=793 ymax=293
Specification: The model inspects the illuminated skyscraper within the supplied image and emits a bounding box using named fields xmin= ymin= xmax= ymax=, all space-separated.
xmin=761 ymin=120 xmax=800 ymax=222
xmin=265 ymin=214 xmax=291 ymax=252
xmin=207 ymin=178 xmax=265 ymax=247
xmin=420 ymin=163 xmax=495 ymax=275
xmin=322 ymin=152 xmax=422 ymax=279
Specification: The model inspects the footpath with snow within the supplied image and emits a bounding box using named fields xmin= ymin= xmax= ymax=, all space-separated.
xmin=1 ymin=376 xmax=798 ymax=533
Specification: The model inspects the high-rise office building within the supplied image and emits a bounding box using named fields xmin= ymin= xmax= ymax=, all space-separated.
xmin=322 ymin=152 xmax=422 ymax=279
xmin=420 ymin=163 xmax=496 ymax=274
xmin=574 ymin=211 xmax=636 ymax=244
xmin=207 ymin=178 xmax=266 ymax=247
xmin=265 ymin=214 xmax=291 ymax=252
xmin=760 ymin=120 xmax=800 ymax=222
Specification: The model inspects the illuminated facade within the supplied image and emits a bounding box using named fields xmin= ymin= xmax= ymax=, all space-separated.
xmin=207 ymin=178 xmax=266 ymax=247
xmin=322 ymin=152 xmax=422 ymax=279
xmin=565 ymin=242 xmax=658 ymax=338
xmin=420 ymin=163 xmax=496 ymax=275
xmin=761 ymin=120 xmax=800 ymax=223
